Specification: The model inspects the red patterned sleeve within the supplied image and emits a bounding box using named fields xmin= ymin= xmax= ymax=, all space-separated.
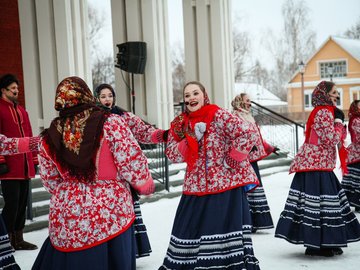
xmin=38 ymin=142 xmax=63 ymax=194
xmin=221 ymin=110 xmax=258 ymax=160
xmin=122 ymin=112 xmax=165 ymax=144
xmin=104 ymin=115 xmax=153 ymax=190
xmin=313 ymin=109 xmax=341 ymax=146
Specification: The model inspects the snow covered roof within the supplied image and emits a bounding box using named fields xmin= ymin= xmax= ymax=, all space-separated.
xmin=332 ymin=36 xmax=360 ymax=62
xmin=234 ymin=82 xmax=288 ymax=106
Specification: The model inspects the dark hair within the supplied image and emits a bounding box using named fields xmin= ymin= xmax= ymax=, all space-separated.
xmin=94 ymin=83 xmax=115 ymax=98
xmin=324 ymin=81 xmax=335 ymax=93
xmin=0 ymin=74 xmax=19 ymax=90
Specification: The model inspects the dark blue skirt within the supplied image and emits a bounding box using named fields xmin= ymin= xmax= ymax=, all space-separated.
xmin=275 ymin=171 xmax=360 ymax=248
xmin=133 ymin=199 xmax=152 ymax=258
xmin=32 ymin=226 xmax=136 ymax=270
xmin=247 ymin=162 xmax=274 ymax=230
xmin=0 ymin=216 xmax=20 ymax=270
xmin=159 ymin=187 xmax=260 ymax=270
xmin=342 ymin=162 xmax=360 ymax=207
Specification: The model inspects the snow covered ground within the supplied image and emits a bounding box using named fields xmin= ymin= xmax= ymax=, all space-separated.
xmin=15 ymin=168 xmax=360 ymax=270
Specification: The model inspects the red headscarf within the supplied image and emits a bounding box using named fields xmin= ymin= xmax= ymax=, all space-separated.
xmin=348 ymin=100 xmax=360 ymax=143
xmin=171 ymin=82 xmax=220 ymax=170
xmin=42 ymin=76 xmax=109 ymax=182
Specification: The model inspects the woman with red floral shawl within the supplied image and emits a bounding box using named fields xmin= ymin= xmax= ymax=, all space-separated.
xmin=159 ymin=81 xmax=260 ymax=270
xmin=342 ymin=100 xmax=360 ymax=212
xmin=275 ymin=81 xmax=360 ymax=257
xmin=231 ymin=93 xmax=277 ymax=233
xmin=32 ymin=76 xmax=154 ymax=270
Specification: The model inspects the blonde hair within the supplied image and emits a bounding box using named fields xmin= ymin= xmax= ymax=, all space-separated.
xmin=231 ymin=93 xmax=247 ymax=110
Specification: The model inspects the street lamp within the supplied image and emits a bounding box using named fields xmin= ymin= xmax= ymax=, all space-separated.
xmin=327 ymin=64 xmax=334 ymax=82
xmin=298 ymin=60 xmax=306 ymax=124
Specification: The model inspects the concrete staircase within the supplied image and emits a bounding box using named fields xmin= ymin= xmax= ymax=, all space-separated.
xmin=0 ymin=152 xmax=291 ymax=233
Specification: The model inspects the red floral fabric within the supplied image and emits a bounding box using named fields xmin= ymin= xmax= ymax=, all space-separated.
xmin=347 ymin=117 xmax=360 ymax=165
xmin=38 ymin=115 xmax=152 ymax=251
xmin=166 ymin=108 xmax=259 ymax=196
xmin=121 ymin=111 xmax=165 ymax=143
xmin=289 ymin=108 xmax=344 ymax=173
xmin=232 ymin=110 xmax=274 ymax=162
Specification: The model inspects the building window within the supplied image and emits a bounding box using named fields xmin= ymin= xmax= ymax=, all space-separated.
xmin=320 ymin=61 xmax=347 ymax=79
xmin=304 ymin=89 xmax=313 ymax=110
xmin=350 ymin=87 xmax=360 ymax=102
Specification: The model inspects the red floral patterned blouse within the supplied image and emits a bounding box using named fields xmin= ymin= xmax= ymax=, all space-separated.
xmin=289 ymin=108 xmax=345 ymax=173
xmin=38 ymin=115 xmax=152 ymax=252
xmin=347 ymin=117 xmax=360 ymax=165
xmin=232 ymin=110 xmax=274 ymax=162
xmin=166 ymin=108 xmax=259 ymax=196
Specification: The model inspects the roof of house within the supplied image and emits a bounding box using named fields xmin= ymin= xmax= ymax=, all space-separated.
xmin=289 ymin=36 xmax=360 ymax=83
xmin=332 ymin=36 xmax=360 ymax=62
xmin=234 ymin=82 xmax=287 ymax=106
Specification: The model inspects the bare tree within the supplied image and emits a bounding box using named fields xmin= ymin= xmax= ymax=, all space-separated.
xmin=281 ymin=0 xmax=316 ymax=71
xmin=263 ymin=0 xmax=316 ymax=100
xmin=233 ymin=15 xmax=252 ymax=82
xmin=88 ymin=4 xmax=115 ymax=89
xmin=171 ymin=42 xmax=186 ymax=103
xmin=344 ymin=17 xmax=360 ymax=39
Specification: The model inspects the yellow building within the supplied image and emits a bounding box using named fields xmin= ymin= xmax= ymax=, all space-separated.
xmin=287 ymin=36 xmax=360 ymax=121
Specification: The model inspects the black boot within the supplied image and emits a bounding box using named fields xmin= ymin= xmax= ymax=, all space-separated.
xmin=8 ymin=232 xmax=16 ymax=250
xmin=332 ymin=247 xmax=343 ymax=255
xmin=14 ymin=230 xmax=38 ymax=250
xmin=305 ymin=247 xmax=334 ymax=257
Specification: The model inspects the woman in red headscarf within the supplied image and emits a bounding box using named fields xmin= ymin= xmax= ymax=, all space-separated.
xmin=275 ymin=81 xmax=360 ymax=257
xmin=159 ymin=81 xmax=261 ymax=270
xmin=32 ymin=77 xmax=154 ymax=270
xmin=342 ymin=100 xmax=360 ymax=212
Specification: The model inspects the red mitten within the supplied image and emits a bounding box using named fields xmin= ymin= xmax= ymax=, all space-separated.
xmin=136 ymin=178 xmax=155 ymax=195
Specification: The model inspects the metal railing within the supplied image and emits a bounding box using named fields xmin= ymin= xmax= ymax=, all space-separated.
xmin=139 ymin=142 xmax=170 ymax=191
xmin=251 ymin=101 xmax=305 ymax=159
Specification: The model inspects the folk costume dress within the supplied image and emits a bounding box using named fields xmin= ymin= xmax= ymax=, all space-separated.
xmin=342 ymin=102 xmax=360 ymax=209
xmin=0 ymin=134 xmax=39 ymax=270
xmin=160 ymin=95 xmax=261 ymax=269
xmin=233 ymin=109 xmax=274 ymax=231
xmin=275 ymin=81 xmax=360 ymax=250
xmin=32 ymin=77 xmax=153 ymax=270
xmin=95 ymin=84 xmax=166 ymax=258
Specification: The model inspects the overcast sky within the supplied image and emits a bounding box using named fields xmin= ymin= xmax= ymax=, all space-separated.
xmin=89 ymin=0 xmax=360 ymax=68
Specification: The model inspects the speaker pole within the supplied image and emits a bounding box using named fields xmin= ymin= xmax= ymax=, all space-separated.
xmin=131 ymin=73 xmax=135 ymax=114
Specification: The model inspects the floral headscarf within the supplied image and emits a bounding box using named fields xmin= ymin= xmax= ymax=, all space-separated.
xmin=311 ymin=81 xmax=334 ymax=107
xmin=349 ymin=100 xmax=360 ymax=119
xmin=42 ymin=76 xmax=108 ymax=182
xmin=349 ymin=100 xmax=360 ymax=143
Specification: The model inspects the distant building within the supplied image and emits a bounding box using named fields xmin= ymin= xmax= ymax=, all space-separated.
xmin=287 ymin=36 xmax=360 ymax=121
xmin=234 ymin=82 xmax=288 ymax=113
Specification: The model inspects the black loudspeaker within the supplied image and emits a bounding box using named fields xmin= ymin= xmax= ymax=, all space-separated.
xmin=115 ymin=42 xmax=147 ymax=74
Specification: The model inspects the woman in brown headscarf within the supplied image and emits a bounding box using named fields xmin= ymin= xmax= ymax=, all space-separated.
xmin=275 ymin=81 xmax=360 ymax=257
xmin=342 ymin=100 xmax=360 ymax=212
xmin=32 ymin=76 xmax=154 ymax=270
